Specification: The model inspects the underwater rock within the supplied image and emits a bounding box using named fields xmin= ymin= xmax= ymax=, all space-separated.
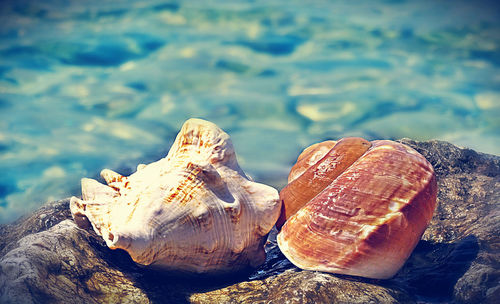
xmin=70 ymin=118 xmax=281 ymax=274
xmin=277 ymin=138 xmax=437 ymax=279
xmin=0 ymin=139 xmax=498 ymax=303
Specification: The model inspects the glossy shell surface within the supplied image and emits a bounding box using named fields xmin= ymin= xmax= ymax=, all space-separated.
xmin=277 ymin=138 xmax=437 ymax=279
xmin=70 ymin=118 xmax=281 ymax=274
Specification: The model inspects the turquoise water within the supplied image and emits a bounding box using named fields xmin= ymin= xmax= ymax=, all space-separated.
xmin=0 ymin=0 xmax=499 ymax=223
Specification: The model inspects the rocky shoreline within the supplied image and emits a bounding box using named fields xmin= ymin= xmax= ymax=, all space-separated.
xmin=1 ymin=139 xmax=499 ymax=303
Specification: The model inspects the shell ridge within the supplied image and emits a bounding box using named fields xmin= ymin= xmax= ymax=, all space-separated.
xmin=277 ymin=139 xmax=437 ymax=279
xmin=278 ymin=138 xmax=372 ymax=228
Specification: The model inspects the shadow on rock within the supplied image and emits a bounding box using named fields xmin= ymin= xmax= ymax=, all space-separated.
xmin=393 ymin=235 xmax=480 ymax=302
xmin=86 ymin=230 xmax=262 ymax=304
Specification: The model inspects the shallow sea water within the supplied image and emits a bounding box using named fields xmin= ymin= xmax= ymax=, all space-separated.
xmin=0 ymin=0 xmax=499 ymax=223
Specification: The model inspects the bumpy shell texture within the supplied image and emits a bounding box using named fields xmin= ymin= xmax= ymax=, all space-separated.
xmin=277 ymin=138 xmax=437 ymax=279
xmin=70 ymin=118 xmax=281 ymax=274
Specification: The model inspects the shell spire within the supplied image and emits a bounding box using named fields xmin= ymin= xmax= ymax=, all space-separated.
xmin=70 ymin=118 xmax=281 ymax=274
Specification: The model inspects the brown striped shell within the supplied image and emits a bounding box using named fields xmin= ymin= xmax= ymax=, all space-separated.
xmin=70 ymin=118 xmax=280 ymax=274
xmin=277 ymin=138 xmax=437 ymax=279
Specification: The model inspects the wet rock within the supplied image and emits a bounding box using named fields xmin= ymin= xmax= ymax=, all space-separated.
xmin=0 ymin=140 xmax=498 ymax=303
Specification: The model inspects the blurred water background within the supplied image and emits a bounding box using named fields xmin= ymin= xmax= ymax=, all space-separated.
xmin=0 ymin=0 xmax=499 ymax=223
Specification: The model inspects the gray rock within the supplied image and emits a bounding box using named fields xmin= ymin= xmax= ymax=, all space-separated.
xmin=396 ymin=139 xmax=499 ymax=304
xmin=0 ymin=198 xmax=72 ymax=257
xmin=0 ymin=220 xmax=149 ymax=304
xmin=0 ymin=140 xmax=498 ymax=303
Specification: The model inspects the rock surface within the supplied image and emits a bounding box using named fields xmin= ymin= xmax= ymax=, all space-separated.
xmin=1 ymin=140 xmax=498 ymax=303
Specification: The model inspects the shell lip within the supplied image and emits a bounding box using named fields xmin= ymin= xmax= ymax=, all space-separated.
xmin=69 ymin=196 xmax=92 ymax=229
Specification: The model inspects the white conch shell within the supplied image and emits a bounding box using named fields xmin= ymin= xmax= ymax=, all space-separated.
xmin=70 ymin=118 xmax=281 ymax=274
